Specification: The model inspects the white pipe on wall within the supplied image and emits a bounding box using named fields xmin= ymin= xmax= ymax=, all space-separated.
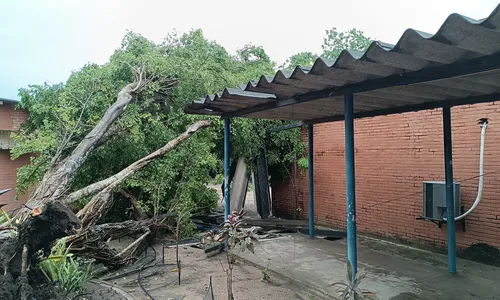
xmin=443 ymin=120 xmax=488 ymax=221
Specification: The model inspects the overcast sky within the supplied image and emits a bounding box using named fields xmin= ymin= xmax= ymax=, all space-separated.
xmin=1 ymin=0 xmax=498 ymax=100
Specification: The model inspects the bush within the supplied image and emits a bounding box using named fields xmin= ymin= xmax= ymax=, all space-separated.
xmin=298 ymin=157 xmax=309 ymax=171
xmin=210 ymin=174 xmax=225 ymax=185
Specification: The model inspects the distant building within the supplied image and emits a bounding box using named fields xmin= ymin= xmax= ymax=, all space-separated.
xmin=0 ymin=98 xmax=30 ymax=211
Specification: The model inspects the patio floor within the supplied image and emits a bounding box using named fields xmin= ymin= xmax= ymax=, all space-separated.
xmin=238 ymin=234 xmax=500 ymax=300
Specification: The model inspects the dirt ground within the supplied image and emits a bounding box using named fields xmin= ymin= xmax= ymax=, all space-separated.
xmin=104 ymin=244 xmax=304 ymax=300
xmin=97 ymin=185 xmax=303 ymax=299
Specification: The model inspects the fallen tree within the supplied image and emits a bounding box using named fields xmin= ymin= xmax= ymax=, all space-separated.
xmin=0 ymin=202 xmax=81 ymax=300
xmin=12 ymin=66 xmax=177 ymax=223
xmin=11 ymin=63 xmax=209 ymax=225
xmin=66 ymin=219 xmax=167 ymax=266
xmin=0 ymin=62 xmax=212 ymax=299
xmin=0 ymin=29 xmax=306 ymax=299
xmin=76 ymin=119 xmax=210 ymax=228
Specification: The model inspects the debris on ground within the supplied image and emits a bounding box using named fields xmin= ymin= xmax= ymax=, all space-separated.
xmin=101 ymin=243 xmax=304 ymax=300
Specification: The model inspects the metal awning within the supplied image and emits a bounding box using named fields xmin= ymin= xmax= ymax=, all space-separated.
xmin=197 ymin=4 xmax=500 ymax=276
xmin=186 ymin=4 xmax=500 ymax=123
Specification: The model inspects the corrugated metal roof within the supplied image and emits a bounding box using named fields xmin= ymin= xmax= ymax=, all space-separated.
xmin=186 ymin=4 xmax=500 ymax=122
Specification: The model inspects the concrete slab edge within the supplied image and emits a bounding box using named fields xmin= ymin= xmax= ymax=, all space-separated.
xmin=234 ymin=255 xmax=331 ymax=300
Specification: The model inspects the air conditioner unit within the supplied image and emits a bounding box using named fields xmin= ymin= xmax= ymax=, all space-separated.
xmin=422 ymin=181 xmax=460 ymax=220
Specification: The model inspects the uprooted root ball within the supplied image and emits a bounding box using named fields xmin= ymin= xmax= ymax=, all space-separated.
xmin=0 ymin=202 xmax=81 ymax=300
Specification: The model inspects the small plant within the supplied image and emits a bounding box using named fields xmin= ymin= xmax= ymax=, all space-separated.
xmin=298 ymin=157 xmax=309 ymax=171
xmin=261 ymin=258 xmax=271 ymax=282
xmin=204 ymin=210 xmax=260 ymax=300
xmin=40 ymin=238 xmax=93 ymax=295
xmin=330 ymin=261 xmax=377 ymax=300
xmin=0 ymin=209 xmax=17 ymax=237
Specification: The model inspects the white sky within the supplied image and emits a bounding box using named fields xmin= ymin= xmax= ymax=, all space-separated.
xmin=1 ymin=0 xmax=498 ymax=99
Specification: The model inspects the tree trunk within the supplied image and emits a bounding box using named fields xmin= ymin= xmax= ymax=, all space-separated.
xmin=14 ymin=83 xmax=140 ymax=222
xmin=66 ymin=219 xmax=168 ymax=266
xmin=120 ymin=190 xmax=146 ymax=220
xmin=76 ymin=120 xmax=211 ymax=227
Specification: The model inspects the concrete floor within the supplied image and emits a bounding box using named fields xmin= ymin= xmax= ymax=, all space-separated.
xmin=238 ymin=234 xmax=500 ymax=300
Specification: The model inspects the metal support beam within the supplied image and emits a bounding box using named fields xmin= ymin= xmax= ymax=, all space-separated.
xmin=303 ymin=92 xmax=500 ymax=126
xmin=223 ymin=52 xmax=500 ymax=118
xmin=266 ymin=121 xmax=304 ymax=134
xmin=224 ymin=119 xmax=231 ymax=221
xmin=308 ymin=124 xmax=315 ymax=239
xmin=344 ymin=93 xmax=357 ymax=277
xmin=442 ymin=106 xmax=457 ymax=273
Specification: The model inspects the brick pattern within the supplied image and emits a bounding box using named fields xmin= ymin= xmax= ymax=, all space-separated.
xmin=0 ymin=150 xmax=30 ymax=211
xmin=0 ymin=102 xmax=27 ymax=131
xmin=0 ymin=102 xmax=29 ymax=211
xmin=273 ymin=102 xmax=500 ymax=249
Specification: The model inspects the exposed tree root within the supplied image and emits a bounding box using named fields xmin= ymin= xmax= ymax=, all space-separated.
xmin=66 ymin=219 xmax=168 ymax=267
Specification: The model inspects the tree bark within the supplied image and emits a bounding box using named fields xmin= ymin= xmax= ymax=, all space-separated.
xmin=66 ymin=219 xmax=166 ymax=266
xmin=39 ymin=84 xmax=137 ymax=200
xmin=13 ymin=83 xmax=141 ymax=222
xmin=67 ymin=120 xmax=210 ymax=205
xmin=77 ymin=120 xmax=211 ymax=227
xmin=120 ymin=189 xmax=146 ymax=220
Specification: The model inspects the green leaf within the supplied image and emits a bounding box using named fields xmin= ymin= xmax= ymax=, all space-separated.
xmin=247 ymin=242 xmax=255 ymax=254
xmin=347 ymin=260 xmax=353 ymax=283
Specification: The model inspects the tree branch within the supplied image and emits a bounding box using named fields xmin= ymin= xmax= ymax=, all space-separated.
xmin=67 ymin=120 xmax=210 ymax=204
xmin=50 ymin=93 xmax=93 ymax=166
xmin=72 ymin=120 xmax=211 ymax=226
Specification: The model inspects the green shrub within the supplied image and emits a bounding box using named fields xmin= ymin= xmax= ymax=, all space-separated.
xmin=0 ymin=209 xmax=17 ymax=237
xmin=40 ymin=238 xmax=93 ymax=295
xmin=211 ymin=174 xmax=225 ymax=185
xmin=298 ymin=157 xmax=309 ymax=171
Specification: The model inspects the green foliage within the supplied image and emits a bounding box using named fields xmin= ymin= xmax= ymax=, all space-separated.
xmin=322 ymin=28 xmax=372 ymax=60
xmin=13 ymin=29 xmax=304 ymax=216
xmin=204 ymin=211 xmax=260 ymax=298
xmin=265 ymin=126 xmax=305 ymax=186
xmin=210 ymin=174 xmax=225 ymax=185
xmin=0 ymin=209 xmax=17 ymax=236
xmin=206 ymin=211 xmax=259 ymax=254
xmin=280 ymin=52 xmax=318 ymax=70
xmin=281 ymin=28 xmax=372 ymax=71
xmin=261 ymin=259 xmax=271 ymax=282
xmin=13 ymin=24 xmax=372 ymax=217
xmin=297 ymin=157 xmax=309 ymax=171
xmin=40 ymin=239 xmax=93 ymax=295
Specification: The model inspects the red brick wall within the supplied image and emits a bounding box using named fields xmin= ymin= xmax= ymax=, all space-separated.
xmin=0 ymin=102 xmax=28 ymax=131
xmin=0 ymin=151 xmax=30 ymax=211
xmin=272 ymin=102 xmax=500 ymax=249
xmin=0 ymin=101 xmax=30 ymax=211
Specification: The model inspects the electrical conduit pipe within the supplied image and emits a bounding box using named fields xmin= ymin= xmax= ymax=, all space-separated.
xmin=444 ymin=119 xmax=488 ymax=221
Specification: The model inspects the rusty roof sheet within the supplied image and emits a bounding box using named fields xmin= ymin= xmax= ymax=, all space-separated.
xmin=186 ymin=4 xmax=500 ymax=122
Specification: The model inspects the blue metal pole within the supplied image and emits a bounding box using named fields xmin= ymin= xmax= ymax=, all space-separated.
xmin=442 ymin=106 xmax=457 ymax=273
xmin=224 ymin=119 xmax=231 ymax=221
xmin=308 ymin=124 xmax=315 ymax=239
xmin=344 ymin=93 xmax=357 ymax=277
